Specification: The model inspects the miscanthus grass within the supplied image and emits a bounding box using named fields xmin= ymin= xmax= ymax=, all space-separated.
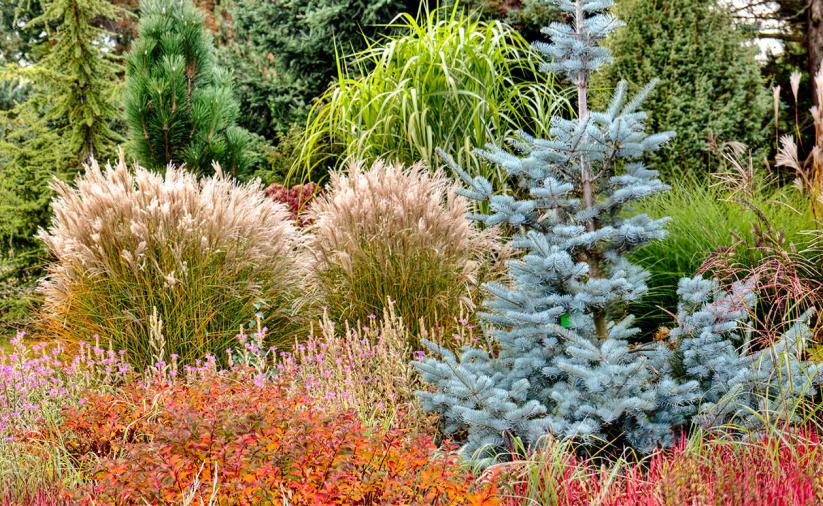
xmin=308 ymin=159 xmax=502 ymax=340
xmin=292 ymin=5 xmax=571 ymax=186
xmin=38 ymin=155 xmax=309 ymax=369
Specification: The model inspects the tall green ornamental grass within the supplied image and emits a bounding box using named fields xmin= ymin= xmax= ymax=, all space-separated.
xmin=38 ymin=156 xmax=308 ymax=369
xmin=292 ymin=6 xmax=571 ymax=185
xmin=308 ymin=159 xmax=499 ymax=340
xmin=629 ymin=179 xmax=819 ymax=331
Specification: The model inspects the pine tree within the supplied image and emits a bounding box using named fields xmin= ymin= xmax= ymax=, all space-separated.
xmin=601 ymin=0 xmax=770 ymax=176
xmin=414 ymin=0 xmax=822 ymax=462
xmin=124 ymin=0 xmax=249 ymax=176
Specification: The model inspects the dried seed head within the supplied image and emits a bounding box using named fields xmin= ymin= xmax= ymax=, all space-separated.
xmin=790 ymin=71 xmax=801 ymax=103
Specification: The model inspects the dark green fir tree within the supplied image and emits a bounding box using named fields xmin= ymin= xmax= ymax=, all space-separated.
xmin=0 ymin=0 xmax=124 ymax=331
xmin=601 ymin=0 xmax=770 ymax=176
xmin=124 ymin=0 xmax=250 ymax=177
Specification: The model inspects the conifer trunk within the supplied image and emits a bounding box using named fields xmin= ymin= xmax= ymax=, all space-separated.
xmin=574 ymin=0 xmax=608 ymax=340
xmin=809 ymin=0 xmax=823 ymax=105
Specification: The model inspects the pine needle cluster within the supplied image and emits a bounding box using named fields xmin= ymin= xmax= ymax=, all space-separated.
xmin=124 ymin=0 xmax=250 ymax=177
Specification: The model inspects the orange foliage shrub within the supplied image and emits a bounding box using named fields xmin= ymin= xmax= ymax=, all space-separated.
xmin=50 ymin=376 xmax=498 ymax=505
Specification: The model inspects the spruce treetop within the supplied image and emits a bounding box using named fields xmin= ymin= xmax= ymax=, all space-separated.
xmin=0 ymin=0 xmax=123 ymax=266
xmin=20 ymin=0 xmax=124 ymax=164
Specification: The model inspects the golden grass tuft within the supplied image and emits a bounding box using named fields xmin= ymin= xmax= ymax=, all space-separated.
xmin=38 ymin=154 xmax=309 ymax=368
xmin=308 ymin=159 xmax=496 ymax=340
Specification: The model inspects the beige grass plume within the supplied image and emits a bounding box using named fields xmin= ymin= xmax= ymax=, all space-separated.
xmin=38 ymin=152 xmax=308 ymax=366
xmin=307 ymin=159 xmax=500 ymax=339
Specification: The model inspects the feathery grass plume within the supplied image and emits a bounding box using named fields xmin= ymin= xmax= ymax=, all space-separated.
xmin=38 ymin=154 xmax=309 ymax=369
xmin=308 ymin=159 xmax=496 ymax=340
xmin=776 ymin=64 xmax=823 ymax=224
xmin=790 ymin=72 xmax=802 ymax=103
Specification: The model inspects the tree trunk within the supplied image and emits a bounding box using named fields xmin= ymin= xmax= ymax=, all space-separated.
xmin=809 ymin=0 xmax=823 ymax=104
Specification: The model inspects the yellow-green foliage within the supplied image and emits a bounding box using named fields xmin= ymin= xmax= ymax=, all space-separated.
xmin=293 ymin=6 xmax=570 ymax=185
xmin=38 ymin=155 xmax=308 ymax=368
xmin=308 ymin=159 xmax=493 ymax=338
xmin=629 ymin=179 xmax=819 ymax=331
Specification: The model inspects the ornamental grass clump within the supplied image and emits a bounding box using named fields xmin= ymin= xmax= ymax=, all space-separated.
xmin=293 ymin=5 xmax=570 ymax=185
xmin=38 ymin=156 xmax=308 ymax=369
xmin=494 ymin=427 xmax=823 ymax=505
xmin=308 ymin=159 xmax=494 ymax=338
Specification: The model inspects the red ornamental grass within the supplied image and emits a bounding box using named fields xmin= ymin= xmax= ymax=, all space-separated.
xmin=0 ymin=487 xmax=73 ymax=506
xmin=496 ymin=429 xmax=823 ymax=506
xmin=264 ymin=182 xmax=319 ymax=226
xmin=40 ymin=376 xmax=498 ymax=505
xmin=698 ymin=240 xmax=822 ymax=348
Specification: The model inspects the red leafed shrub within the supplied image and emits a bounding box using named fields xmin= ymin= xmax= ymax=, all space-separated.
xmin=494 ymin=430 xmax=823 ymax=506
xmin=264 ymin=182 xmax=319 ymax=226
xmin=49 ymin=377 xmax=498 ymax=505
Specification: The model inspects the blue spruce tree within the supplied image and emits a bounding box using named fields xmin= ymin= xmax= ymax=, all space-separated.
xmin=668 ymin=277 xmax=821 ymax=430
xmin=414 ymin=0 xmax=822 ymax=461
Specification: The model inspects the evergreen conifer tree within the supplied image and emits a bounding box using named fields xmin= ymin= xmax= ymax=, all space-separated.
xmin=600 ymin=0 xmax=770 ymax=175
xmin=223 ymin=0 xmax=407 ymax=139
xmin=669 ymin=277 xmax=820 ymax=430
xmin=0 ymin=0 xmax=123 ymax=271
xmin=414 ymin=0 xmax=822 ymax=462
xmin=124 ymin=0 xmax=249 ymax=176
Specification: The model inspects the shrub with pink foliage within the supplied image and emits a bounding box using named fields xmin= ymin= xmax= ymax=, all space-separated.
xmin=264 ymin=182 xmax=319 ymax=226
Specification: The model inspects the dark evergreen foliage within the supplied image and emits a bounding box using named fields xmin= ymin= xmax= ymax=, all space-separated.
xmin=0 ymin=0 xmax=123 ymax=253
xmin=222 ymin=0 xmax=410 ymax=139
xmin=0 ymin=0 xmax=124 ymax=332
xmin=601 ymin=0 xmax=770 ymax=175
xmin=124 ymin=0 xmax=250 ymax=176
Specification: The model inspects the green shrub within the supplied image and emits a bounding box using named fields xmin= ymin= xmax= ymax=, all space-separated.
xmin=308 ymin=159 xmax=495 ymax=338
xmin=222 ymin=0 xmax=409 ymax=140
xmin=38 ymin=156 xmax=308 ymax=369
xmin=293 ymin=6 xmax=571 ymax=185
xmin=600 ymin=0 xmax=771 ymax=177
xmin=629 ymin=179 xmax=818 ymax=332
xmin=251 ymin=124 xmax=338 ymax=186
